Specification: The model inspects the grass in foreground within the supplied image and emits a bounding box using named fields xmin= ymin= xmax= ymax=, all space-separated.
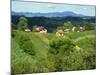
xmin=11 ymin=30 xmax=96 ymax=74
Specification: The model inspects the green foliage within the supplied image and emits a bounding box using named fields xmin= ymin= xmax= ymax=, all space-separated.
xmin=32 ymin=25 xmax=37 ymax=32
xmin=20 ymin=39 xmax=35 ymax=56
xmin=15 ymin=31 xmax=35 ymax=55
xmin=11 ymin=23 xmax=17 ymax=38
xmin=56 ymin=51 xmax=84 ymax=71
xmin=63 ymin=21 xmax=73 ymax=29
xmin=65 ymin=30 xmax=95 ymax=39
xmin=56 ymin=21 xmax=73 ymax=31
xmin=83 ymin=21 xmax=95 ymax=30
xmin=49 ymin=37 xmax=75 ymax=55
xmin=48 ymin=37 xmax=79 ymax=71
xmin=18 ymin=17 xmax=28 ymax=31
xmin=48 ymin=34 xmax=96 ymax=71
xmin=12 ymin=39 xmax=34 ymax=74
xmin=11 ymin=30 xmax=96 ymax=74
xmin=12 ymin=23 xmax=17 ymax=30
xmin=12 ymin=15 xmax=95 ymax=32
xmin=76 ymin=37 xmax=96 ymax=69
xmin=11 ymin=30 xmax=17 ymax=38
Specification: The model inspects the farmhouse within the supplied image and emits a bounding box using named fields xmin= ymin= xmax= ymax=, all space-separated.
xmin=40 ymin=29 xmax=47 ymax=33
xmin=64 ymin=28 xmax=70 ymax=33
xmin=80 ymin=26 xmax=85 ymax=31
xmin=56 ymin=29 xmax=64 ymax=36
xmin=24 ymin=29 xmax=31 ymax=32
xmin=72 ymin=27 xmax=76 ymax=32
xmin=35 ymin=26 xmax=47 ymax=33
xmin=35 ymin=26 xmax=44 ymax=32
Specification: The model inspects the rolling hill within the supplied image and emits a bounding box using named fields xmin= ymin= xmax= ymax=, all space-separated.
xmin=12 ymin=11 xmax=85 ymax=17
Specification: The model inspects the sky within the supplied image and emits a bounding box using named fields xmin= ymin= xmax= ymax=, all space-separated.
xmin=12 ymin=1 xmax=96 ymax=16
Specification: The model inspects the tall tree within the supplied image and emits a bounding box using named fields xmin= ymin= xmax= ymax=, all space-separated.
xmin=18 ymin=17 xmax=28 ymax=31
xmin=12 ymin=23 xmax=17 ymax=30
xmin=63 ymin=21 xmax=73 ymax=29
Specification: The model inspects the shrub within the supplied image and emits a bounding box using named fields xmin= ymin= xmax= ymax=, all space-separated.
xmin=49 ymin=37 xmax=75 ymax=55
xmin=48 ymin=37 xmax=79 ymax=71
xmin=18 ymin=17 xmax=28 ymax=31
xmin=48 ymin=36 xmax=96 ymax=71
xmin=11 ymin=30 xmax=17 ymax=38
xmin=16 ymin=32 xmax=35 ymax=56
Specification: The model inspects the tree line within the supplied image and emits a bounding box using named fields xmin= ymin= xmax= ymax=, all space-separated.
xmin=12 ymin=16 xmax=96 ymax=32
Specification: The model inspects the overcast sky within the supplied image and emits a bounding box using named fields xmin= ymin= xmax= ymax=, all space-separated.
xmin=12 ymin=1 xmax=96 ymax=16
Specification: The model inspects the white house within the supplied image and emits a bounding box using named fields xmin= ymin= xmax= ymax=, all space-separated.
xmin=35 ymin=26 xmax=47 ymax=33
xmin=72 ymin=27 xmax=76 ymax=32
xmin=80 ymin=27 xmax=85 ymax=31
xmin=24 ymin=29 xmax=31 ymax=32
xmin=64 ymin=29 xmax=70 ymax=33
xmin=40 ymin=29 xmax=47 ymax=33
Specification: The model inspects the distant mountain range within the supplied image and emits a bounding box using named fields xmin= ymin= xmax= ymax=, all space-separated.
xmin=12 ymin=11 xmax=94 ymax=18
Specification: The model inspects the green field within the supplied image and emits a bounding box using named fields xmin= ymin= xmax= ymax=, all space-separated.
xmin=11 ymin=30 xmax=96 ymax=74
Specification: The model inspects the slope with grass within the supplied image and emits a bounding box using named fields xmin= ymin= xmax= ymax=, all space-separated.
xmin=11 ymin=30 xmax=96 ymax=74
xmin=65 ymin=30 xmax=95 ymax=39
xmin=12 ymin=31 xmax=50 ymax=74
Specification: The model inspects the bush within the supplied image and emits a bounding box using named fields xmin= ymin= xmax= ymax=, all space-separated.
xmin=48 ymin=37 xmax=80 ymax=71
xmin=12 ymin=30 xmax=17 ymax=38
xmin=48 ymin=36 xmax=96 ymax=71
xmin=18 ymin=17 xmax=28 ymax=31
xmin=15 ymin=32 xmax=35 ymax=56
xmin=49 ymin=37 xmax=75 ymax=55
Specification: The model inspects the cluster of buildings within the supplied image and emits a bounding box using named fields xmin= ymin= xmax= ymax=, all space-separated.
xmin=56 ymin=26 xmax=85 ymax=36
xmin=24 ymin=25 xmax=85 ymax=36
xmin=24 ymin=26 xmax=47 ymax=33
xmin=35 ymin=26 xmax=47 ymax=33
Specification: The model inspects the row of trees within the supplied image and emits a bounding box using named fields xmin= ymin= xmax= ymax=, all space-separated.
xmin=57 ymin=21 xmax=95 ymax=31
xmin=12 ymin=16 xmax=96 ymax=32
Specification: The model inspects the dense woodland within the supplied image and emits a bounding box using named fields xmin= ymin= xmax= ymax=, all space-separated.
xmin=11 ymin=16 xmax=95 ymax=32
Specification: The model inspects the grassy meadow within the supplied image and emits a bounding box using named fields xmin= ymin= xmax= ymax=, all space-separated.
xmin=11 ymin=30 xmax=96 ymax=74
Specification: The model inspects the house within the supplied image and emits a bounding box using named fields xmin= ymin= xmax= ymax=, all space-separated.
xmin=24 ymin=29 xmax=31 ymax=32
xmin=35 ymin=26 xmax=44 ymax=32
xmin=64 ymin=29 xmax=70 ymax=33
xmin=79 ymin=27 xmax=85 ymax=31
xmin=40 ymin=29 xmax=47 ymax=33
xmin=72 ymin=27 xmax=76 ymax=32
xmin=56 ymin=30 xmax=64 ymax=36
xmin=35 ymin=26 xmax=47 ymax=33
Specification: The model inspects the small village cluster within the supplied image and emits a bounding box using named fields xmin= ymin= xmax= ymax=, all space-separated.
xmin=24 ymin=26 xmax=85 ymax=36
xmin=56 ymin=26 xmax=85 ymax=36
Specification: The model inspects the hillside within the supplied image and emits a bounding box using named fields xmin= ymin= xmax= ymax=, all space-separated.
xmin=12 ymin=11 xmax=85 ymax=17
xmin=11 ymin=15 xmax=96 ymax=32
xmin=11 ymin=30 xmax=96 ymax=74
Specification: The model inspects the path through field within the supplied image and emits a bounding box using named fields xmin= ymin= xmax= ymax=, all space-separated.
xmin=29 ymin=33 xmax=49 ymax=58
xmin=74 ymin=35 xmax=95 ymax=42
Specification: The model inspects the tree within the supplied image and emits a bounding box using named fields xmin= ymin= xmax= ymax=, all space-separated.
xmin=18 ymin=17 xmax=28 ymax=31
xmin=63 ymin=21 xmax=73 ymax=29
xmin=48 ymin=37 xmax=82 ymax=71
xmin=56 ymin=21 xmax=73 ymax=31
xmin=12 ymin=23 xmax=17 ymax=30
xmin=11 ymin=23 xmax=17 ymax=38
xmin=83 ymin=21 xmax=95 ymax=30
xmin=15 ymin=32 xmax=35 ymax=55
xmin=49 ymin=37 xmax=75 ymax=55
